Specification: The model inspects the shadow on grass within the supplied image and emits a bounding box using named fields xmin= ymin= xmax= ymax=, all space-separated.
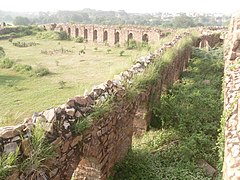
xmin=0 ymin=74 xmax=25 ymax=86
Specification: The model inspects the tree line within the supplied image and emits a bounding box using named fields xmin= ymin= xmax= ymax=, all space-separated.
xmin=0 ymin=9 xmax=230 ymax=28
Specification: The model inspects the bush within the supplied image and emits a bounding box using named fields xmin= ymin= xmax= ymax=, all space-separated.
xmin=0 ymin=58 xmax=15 ymax=68
xmin=107 ymin=49 xmax=111 ymax=54
xmin=120 ymin=50 xmax=125 ymax=56
xmin=34 ymin=67 xmax=50 ymax=77
xmin=75 ymin=37 xmax=84 ymax=43
xmin=36 ymin=31 xmax=59 ymax=40
xmin=13 ymin=64 xmax=32 ymax=73
xmin=0 ymin=47 xmax=5 ymax=58
xmin=36 ymin=31 xmax=69 ymax=40
xmin=57 ymin=31 xmax=69 ymax=40
xmin=127 ymin=39 xmax=137 ymax=49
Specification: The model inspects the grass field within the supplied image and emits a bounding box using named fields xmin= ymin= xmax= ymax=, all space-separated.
xmin=0 ymin=35 xmax=166 ymax=126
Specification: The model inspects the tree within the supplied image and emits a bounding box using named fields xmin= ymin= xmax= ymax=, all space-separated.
xmin=13 ymin=16 xmax=31 ymax=26
xmin=172 ymin=14 xmax=195 ymax=28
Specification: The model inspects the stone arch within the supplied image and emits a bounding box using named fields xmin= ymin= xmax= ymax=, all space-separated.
xmin=128 ymin=33 xmax=133 ymax=41
xmin=68 ymin=27 xmax=71 ymax=36
xmin=75 ymin=28 xmax=79 ymax=37
xmin=93 ymin=30 xmax=98 ymax=42
xmin=142 ymin=34 xmax=149 ymax=43
xmin=103 ymin=30 xmax=108 ymax=42
xmin=115 ymin=32 xmax=120 ymax=44
xmin=84 ymin=29 xmax=88 ymax=41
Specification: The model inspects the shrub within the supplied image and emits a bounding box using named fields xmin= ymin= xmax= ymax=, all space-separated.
xmin=79 ymin=49 xmax=85 ymax=55
xmin=0 ymin=47 xmax=5 ymax=58
xmin=13 ymin=64 xmax=32 ymax=73
xmin=0 ymin=58 xmax=15 ymax=68
xmin=75 ymin=37 xmax=84 ymax=43
xmin=20 ymin=123 xmax=55 ymax=174
xmin=127 ymin=39 xmax=137 ymax=49
xmin=107 ymin=49 xmax=111 ymax=54
xmin=34 ymin=67 xmax=50 ymax=77
xmin=37 ymin=31 xmax=69 ymax=40
xmin=120 ymin=50 xmax=125 ymax=56
xmin=36 ymin=31 xmax=59 ymax=40
xmin=57 ymin=31 xmax=69 ymax=40
xmin=58 ymin=81 xmax=66 ymax=89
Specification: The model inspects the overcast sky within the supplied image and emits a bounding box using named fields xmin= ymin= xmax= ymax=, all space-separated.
xmin=1 ymin=0 xmax=240 ymax=15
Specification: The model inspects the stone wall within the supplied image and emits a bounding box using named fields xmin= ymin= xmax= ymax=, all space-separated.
xmin=223 ymin=12 xmax=240 ymax=179
xmin=44 ymin=24 xmax=166 ymax=46
xmin=0 ymin=30 xmax=223 ymax=180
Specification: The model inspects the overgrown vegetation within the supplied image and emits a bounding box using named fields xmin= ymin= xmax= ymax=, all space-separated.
xmin=34 ymin=67 xmax=50 ymax=77
xmin=0 ymin=148 xmax=19 ymax=179
xmin=20 ymin=123 xmax=56 ymax=175
xmin=36 ymin=31 xmax=69 ymax=40
xmin=126 ymin=39 xmax=151 ymax=51
xmin=74 ymin=97 xmax=113 ymax=134
xmin=113 ymin=46 xmax=224 ymax=179
xmin=75 ymin=37 xmax=84 ymax=43
xmin=0 ymin=57 xmax=50 ymax=77
xmin=126 ymin=36 xmax=194 ymax=99
xmin=0 ymin=26 xmax=43 ymax=39
xmin=12 ymin=41 xmax=39 ymax=47
xmin=0 ymin=123 xmax=55 ymax=179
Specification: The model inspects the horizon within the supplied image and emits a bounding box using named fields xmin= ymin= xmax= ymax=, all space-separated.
xmin=1 ymin=0 xmax=240 ymax=15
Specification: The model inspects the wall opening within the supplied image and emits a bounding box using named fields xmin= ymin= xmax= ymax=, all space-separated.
xmin=68 ymin=27 xmax=71 ymax=36
xmin=84 ymin=29 xmax=88 ymax=41
xmin=128 ymin=33 xmax=133 ymax=41
xmin=75 ymin=28 xmax=79 ymax=37
xmin=142 ymin=34 xmax=149 ymax=43
xmin=93 ymin=30 xmax=98 ymax=42
xmin=115 ymin=32 xmax=120 ymax=44
xmin=103 ymin=30 xmax=108 ymax=42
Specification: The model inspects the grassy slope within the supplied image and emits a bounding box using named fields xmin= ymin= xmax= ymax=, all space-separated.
xmin=112 ymin=47 xmax=224 ymax=180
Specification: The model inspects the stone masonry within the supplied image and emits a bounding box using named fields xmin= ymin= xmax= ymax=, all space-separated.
xmin=43 ymin=24 xmax=166 ymax=46
xmin=0 ymin=28 xmax=223 ymax=180
xmin=223 ymin=12 xmax=240 ymax=179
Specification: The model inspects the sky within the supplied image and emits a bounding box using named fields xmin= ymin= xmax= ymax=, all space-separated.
xmin=0 ymin=0 xmax=240 ymax=15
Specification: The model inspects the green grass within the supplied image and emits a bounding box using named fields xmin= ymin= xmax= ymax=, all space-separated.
xmin=0 ymin=34 xmax=159 ymax=126
xmin=112 ymin=47 xmax=224 ymax=180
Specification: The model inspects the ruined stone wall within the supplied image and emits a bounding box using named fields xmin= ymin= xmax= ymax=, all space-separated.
xmin=49 ymin=24 xmax=164 ymax=46
xmin=0 ymin=31 xmax=222 ymax=180
xmin=223 ymin=12 xmax=240 ymax=179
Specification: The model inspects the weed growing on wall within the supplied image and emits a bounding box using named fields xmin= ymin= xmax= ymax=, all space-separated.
xmin=0 ymin=148 xmax=19 ymax=179
xmin=125 ymin=36 xmax=194 ymax=101
xmin=20 ymin=122 xmax=56 ymax=174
